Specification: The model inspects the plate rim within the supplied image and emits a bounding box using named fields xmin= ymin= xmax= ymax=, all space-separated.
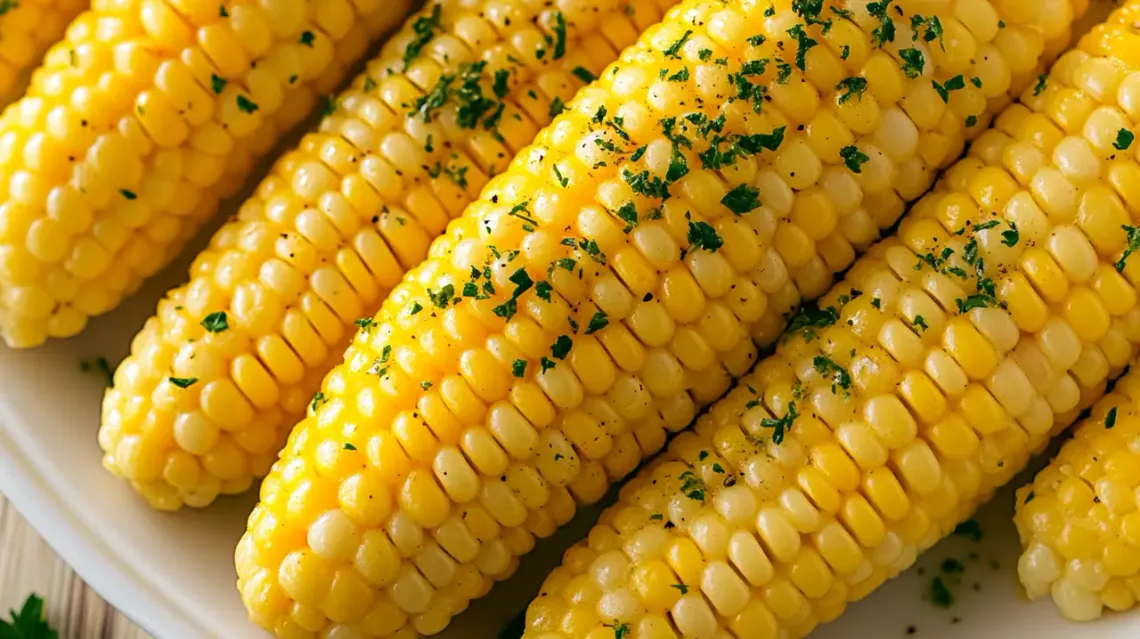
xmin=0 ymin=408 xmax=207 ymax=639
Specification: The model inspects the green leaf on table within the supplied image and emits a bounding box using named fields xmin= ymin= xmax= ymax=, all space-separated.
xmin=0 ymin=595 xmax=57 ymax=639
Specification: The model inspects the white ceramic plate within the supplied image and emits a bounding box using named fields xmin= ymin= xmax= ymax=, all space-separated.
xmin=0 ymin=3 xmax=1134 ymax=636
xmin=0 ymin=252 xmax=1136 ymax=639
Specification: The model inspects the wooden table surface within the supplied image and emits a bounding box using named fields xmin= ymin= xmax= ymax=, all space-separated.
xmin=0 ymin=494 xmax=149 ymax=638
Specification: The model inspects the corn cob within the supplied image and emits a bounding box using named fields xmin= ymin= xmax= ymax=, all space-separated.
xmin=1013 ymin=9 xmax=1140 ymax=622
xmin=232 ymin=0 xmax=1079 ymax=637
xmin=0 ymin=0 xmax=87 ymax=103
xmin=0 ymin=0 xmax=416 ymax=348
xmin=100 ymin=0 xmax=683 ymax=511
xmin=1014 ymin=370 xmax=1140 ymax=622
xmin=520 ymin=14 xmax=1140 ymax=639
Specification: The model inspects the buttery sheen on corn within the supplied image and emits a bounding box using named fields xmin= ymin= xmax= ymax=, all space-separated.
xmin=0 ymin=0 xmax=414 ymax=348
xmin=521 ymin=14 xmax=1140 ymax=639
xmin=0 ymin=0 xmax=87 ymax=103
xmin=1014 ymin=370 xmax=1140 ymax=622
xmin=1009 ymin=7 xmax=1140 ymax=624
xmin=233 ymin=0 xmax=1077 ymax=637
xmin=104 ymin=0 xmax=1065 ymax=517
xmin=100 ymin=0 xmax=681 ymax=511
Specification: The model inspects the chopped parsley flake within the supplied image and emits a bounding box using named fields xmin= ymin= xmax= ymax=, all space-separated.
xmin=840 ymin=145 xmax=869 ymax=173
xmin=1034 ymin=74 xmax=1048 ymax=96
xmin=720 ymin=184 xmax=761 ymax=215
xmin=403 ymin=4 xmax=443 ymax=69
xmin=836 ymin=76 xmax=867 ymax=104
xmin=512 ymin=359 xmax=527 ymax=378
xmin=201 ymin=311 xmax=229 ymax=333
xmin=1116 ymin=225 xmax=1140 ymax=273
xmin=932 ymin=75 xmax=965 ymax=103
xmin=663 ymin=30 xmax=693 ymax=59
xmin=549 ymin=97 xmax=566 ymax=118
xmin=760 ymin=402 xmax=799 ymax=445
xmin=169 ymin=376 xmax=198 ymax=389
xmin=428 ymin=284 xmax=456 ymax=309
xmin=953 ymin=519 xmax=983 ymax=542
xmin=899 ymin=48 xmax=924 ymax=79
xmin=572 ymin=66 xmax=595 ymax=83
xmin=1001 ymin=222 xmax=1019 ymax=247
xmin=550 ymin=335 xmax=573 ymax=360
xmin=585 ymin=311 xmax=609 ymax=334
xmin=1115 ymin=128 xmax=1135 ymax=151
xmin=210 ymin=73 xmax=226 ymax=94
xmin=786 ymin=24 xmax=818 ymax=71
xmin=679 ymin=470 xmax=706 ymax=501
xmin=867 ymin=0 xmax=895 ymax=46
xmin=540 ymin=356 xmax=557 ymax=373
xmin=687 ymin=220 xmax=723 ymax=252
xmin=700 ymin=127 xmax=785 ymax=169
xmin=492 ymin=68 xmax=510 ymax=99
xmin=1107 ymin=406 xmax=1119 ymax=429
xmin=79 ymin=356 xmax=114 ymax=387
xmin=776 ymin=61 xmax=794 ymax=84
xmin=551 ymin=12 xmax=567 ymax=60
xmin=236 ymin=95 xmax=259 ymax=113
xmin=785 ymin=301 xmax=839 ymax=341
xmin=956 ymin=294 xmax=992 ymax=314
xmin=812 ymin=355 xmax=851 ymax=394
xmin=535 ymin=281 xmax=553 ymax=302
xmin=553 ymin=165 xmax=569 ymax=188
xmin=578 ymin=239 xmax=606 ymax=265
xmin=616 ymin=202 xmax=639 ymax=232
xmin=622 ymin=168 xmax=671 ymax=200
xmin=929 ymin=576 xmax=953 ymax=608
xmin=911 ymin=14 xmax=945 ymax=49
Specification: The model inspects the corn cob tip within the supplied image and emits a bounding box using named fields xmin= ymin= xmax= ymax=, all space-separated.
xmin=1014 ymin=371 xmax=1140 ymax=621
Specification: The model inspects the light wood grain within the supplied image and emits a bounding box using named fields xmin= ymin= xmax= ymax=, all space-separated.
xmin=0 ymin=494 xmax=150 ymax=639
